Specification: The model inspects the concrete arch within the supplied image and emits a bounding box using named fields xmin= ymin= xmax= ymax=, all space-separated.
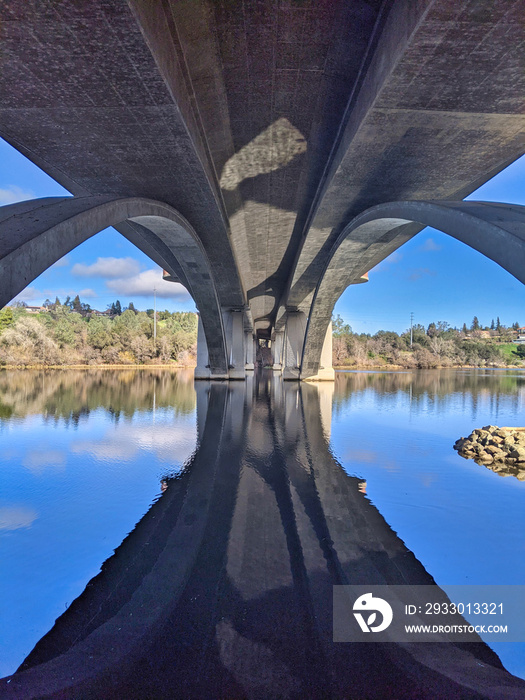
xmin=0 ymin=195 xmax=229 ymax=376
xmin=301 ymin=200 xmax=525 ymax=379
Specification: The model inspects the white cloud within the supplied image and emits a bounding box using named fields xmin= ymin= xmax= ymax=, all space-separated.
xmin=23 ymin=449 xmax=66 ymax=475
xmin=11 ymin=287 xmax=41 ymax=302
xmin=408 ymin=267 xmax=436 ymax=281
xmin=71 ymin=421 xmax=196 ymax=465
xmin=420 ymin=238 xmax=441 ymax=252
xmin=0 ymin=505 xmax=38 ymax=530
xmin=371 ymin=250 xmax=403 ymax=273
xmin=0 ymin=185 xmax=35 ymax=205
xmin=78 ymin=288 xmax=97 ymax=298
xmin=107 ymin=269 xmax=191 ymax=299
xmin=72 ymin=257 xmax=141 ymax=279
xmin=50 ymin=255 xmax=71 ymax=268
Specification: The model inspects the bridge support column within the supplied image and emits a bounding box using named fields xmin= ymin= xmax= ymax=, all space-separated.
xmin=245 ymin=331 xmax=254 ymax=372
xmin=303 ymin=322 xmax=335 ymax=381
xmin=195 ymin=314 xmax=211 ymax=380
xmin=222 ymin=309 xmax=246 ymax=380
xmin=195 ymin=313 xmax=231 ymax=380
xmin=272 ymin=331 xmax=284 ymax=373
xmin=283 ymin=311 xmax=307 ymax=381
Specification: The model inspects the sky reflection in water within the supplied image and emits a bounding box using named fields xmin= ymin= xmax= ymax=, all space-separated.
xmin=0 ymin=369 xmax=197 ymax=677
xmin=330 ymin=369 xmax=525 ymax=680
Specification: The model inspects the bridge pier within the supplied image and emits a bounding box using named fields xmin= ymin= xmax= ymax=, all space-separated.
xmin=195 ymin=310 xmax=246 ymax=380
xmin=272 ymin=330 xmax=284 ymax=373
xmin=282 ymin=311 xmax=307 ymax=381
xmin=223 ymin=309 xmax=246 ymax=380
xmin=195 ymin=315 xmax=211 ymax=380
xmin=244 ymin=331 xmax=255 ymax=372
xmin=302 ymin=322 xmax=335 ymax=382
xmin=281 ymin=313 xmax=334 ymax=382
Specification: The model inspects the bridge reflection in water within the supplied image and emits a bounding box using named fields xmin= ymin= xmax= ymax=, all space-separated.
xmin=4 ymin=373 xmax=525 ymax=699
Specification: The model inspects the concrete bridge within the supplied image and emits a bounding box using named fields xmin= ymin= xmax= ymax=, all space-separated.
xmin=3 ymin=375 xmax=525 ymax=698
xmin=0 ymin=0 xmax=524 ymax=379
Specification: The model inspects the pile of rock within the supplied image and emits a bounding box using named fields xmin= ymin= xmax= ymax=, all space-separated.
xmin=454 ymin=426 xmax=525 ymax=480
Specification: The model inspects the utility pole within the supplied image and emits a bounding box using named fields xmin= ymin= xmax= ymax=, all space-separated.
xmin=410 ymin=311 xmax=414 ymax=347
xmin=153 ymin=287 xmax=157 ymax=350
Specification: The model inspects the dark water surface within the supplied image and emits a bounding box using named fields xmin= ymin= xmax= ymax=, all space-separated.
xmin=0 ymin=368 xmax=524 ymax=697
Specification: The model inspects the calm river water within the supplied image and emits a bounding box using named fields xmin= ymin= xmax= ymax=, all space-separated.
xmin=0 ymin=368 xmax=524 ymax=686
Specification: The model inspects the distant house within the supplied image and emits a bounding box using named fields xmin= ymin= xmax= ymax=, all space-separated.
xmin=516 ymin=331 xmax=525 ymax=345
xmin=25 ymin=305 xmax=48 ymax=314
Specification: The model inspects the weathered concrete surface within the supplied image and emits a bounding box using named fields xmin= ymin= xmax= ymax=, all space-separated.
xmin=301 ymin=200 xmax=525 ymax=379
xmin=286 ymin=0 xmax=525 ymax=316
xmin=2 ymin=376 xmax=525 ymax=698
xmin=0 ymin=0 xmax=523 ymax=349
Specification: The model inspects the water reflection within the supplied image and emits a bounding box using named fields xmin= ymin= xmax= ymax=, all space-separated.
xmin=333 ymin=368 xmax=525 ymax=423
xmin=0 ymin=368 xmax=196 ymax=424
xmin=0 ymin=369 xmax=197 ymax=679
xmin=4 ymin=371 xmax=524 ymax=699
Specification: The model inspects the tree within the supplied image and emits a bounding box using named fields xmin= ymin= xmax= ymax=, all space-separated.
xmin=490 ymin=319 xmax=495 ymax=330
xmin=0 ymin=307 xmax=14 ymax=331
xmin=72 ymin=295 xmax=82 ymax=314
xmin=471 ymin=316 xmax=480 ymax=331
xmin=436 ymin=321 xmax=450 ymax=334
xmin=496 ymin=317 xmax=501 ymax=331
xmin=108 ymin=300 xmax=122 ymax=316
xmin=128 ymin=301 xmax=137 ymax=314
xmin=332 ymin=313 xmax=352 ymax=337
xmin=426 ymin=322 xmax=437 ymax=338
xmin=462 ymin=323 xmax=468 ymax=335
xmin=54 ymin=296 xmax=61 ymax=308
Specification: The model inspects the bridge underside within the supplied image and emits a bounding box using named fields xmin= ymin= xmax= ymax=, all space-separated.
xmin=0 ymin=0 xmax=523 ymax=379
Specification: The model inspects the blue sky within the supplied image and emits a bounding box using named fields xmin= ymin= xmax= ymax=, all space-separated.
xmin=1 ymin=137 xmax=524 ymax=330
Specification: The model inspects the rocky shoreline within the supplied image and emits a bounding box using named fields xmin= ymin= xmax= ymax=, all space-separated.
xmin=454 ymin=426 xmax=525 ymax=480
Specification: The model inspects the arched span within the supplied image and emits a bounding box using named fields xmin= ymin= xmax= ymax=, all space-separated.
xmin=301 ymin=200 xmax=525 ymax=379
xmin=0 ymin=195 xmax=229 ymax=376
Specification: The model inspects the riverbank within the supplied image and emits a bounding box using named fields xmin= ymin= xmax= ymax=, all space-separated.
xmin=334 ymin=362 xmax=524 ymax=371
xmin=0 ymin=362 xmax=197 ymax=370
